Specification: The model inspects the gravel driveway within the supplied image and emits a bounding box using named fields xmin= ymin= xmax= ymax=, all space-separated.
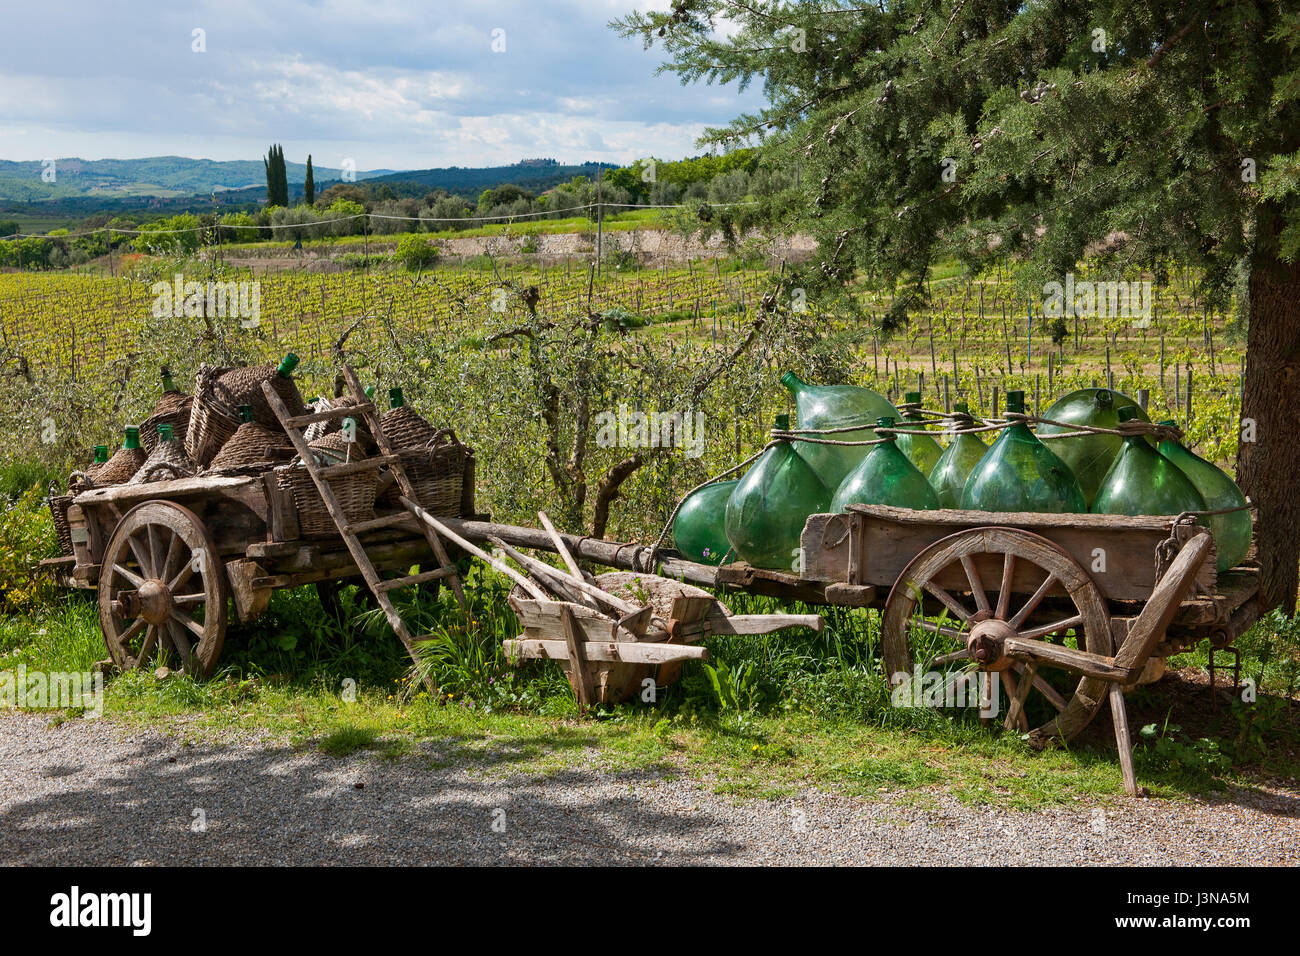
xmin=2 ymin=712 xmax=1296 ymax=866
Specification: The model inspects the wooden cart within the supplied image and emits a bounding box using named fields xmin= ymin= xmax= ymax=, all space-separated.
xmin=41 ymin=366 xmax=479 ymax=680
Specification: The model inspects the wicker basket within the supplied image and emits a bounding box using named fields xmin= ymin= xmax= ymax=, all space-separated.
xmin=304 ymin=395 xmax=363 ymax=443
xmin=213 ymin=363 xmax=309 ymax=429
xmin=142 ymin=395 xmax=194 ymax=454
xmin=49 ymin=479 xmax=75 ymax=555
xmin=207 ymin=421 xmax=293 ymax=471
xmin=185 ymin=364 xmax=242 ymax=467
xmin=379 ymin=429 xmax=469 ymax=515
xmin=93 ymin=445 xmax=148 ymax=486
xmin=276 ymin=458 xmax=378 ymax=538
xmin=129 ymin=438 xmax=197 ymax=484
xmin=380 ymin=405 xmax=440 ymax=449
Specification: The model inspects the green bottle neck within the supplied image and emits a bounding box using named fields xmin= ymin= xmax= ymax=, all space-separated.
xmin=161 ymin=371 xmax=177 ymax=393
xmin=123 ymin=429 xmax=141 ymax=450
xmin=389 ymin=388 xmax=405 ymax=409
xmin=780 ymin=371 xmax=806 ymax=395
xmin=93 ymin=446 xmax=109 ymax=463
xmin=276 ymin=353 xmax=300 ymax=378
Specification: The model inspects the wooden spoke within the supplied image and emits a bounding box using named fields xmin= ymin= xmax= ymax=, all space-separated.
xmin=168 ymin=563 xmax=195 ymax=593
xmin=1018 ymin=614 xmax=1084 ymax=642
xmin=995 ymin=552 xmax=1015 ymax=619
xmin=171 ymin=611 xmax=206 ymax=639
xmin=1008 ymin=573 xmax=1057 ymax=629
xmin=112 ymin=563 xmax=146 ymax=588
xmin=147 ymin=524 xmax=164 ymax=578
xmin=138 ymin=624 xmax=159 ymax=664
xmin=1004 ymin=662 xmax=1036 ymax=731
xmin=917 ymin=619 xmax=967 ymax=642
xmin=959 ymin=555 xmax=989 ymax=613
xmin=173 ymin=592 xmax=206 ymax=607
xmin=161 ymin=529 xmax=184 ymax=583
xmin=921 ymin=582 xmax=970 ymax=621
xmin=930 ymin=648 xmax=970 ymax=666
xmin=1021 ymin=664 xmax=1068 ymax=712
xmin=127 ymin=534 xmax=154 ymax=578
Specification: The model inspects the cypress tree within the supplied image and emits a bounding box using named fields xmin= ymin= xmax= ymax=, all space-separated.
xmin=304 ymin=154 xmax=315 ymax=206
xmin=617 ymin=1 xmax=1300 ymax=613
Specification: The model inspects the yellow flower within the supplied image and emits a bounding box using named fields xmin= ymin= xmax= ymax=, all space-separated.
xmin=752 ymin=744 xmax=759 ymax=751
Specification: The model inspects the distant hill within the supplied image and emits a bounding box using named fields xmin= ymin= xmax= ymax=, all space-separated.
xmin=366 ymin=159 xmax=603 ymax=199
xmin=0 ymin=156 xmax=393 ymax=201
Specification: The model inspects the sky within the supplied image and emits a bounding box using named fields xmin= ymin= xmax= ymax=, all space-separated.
xmin=0 ymin=0 xmax=764 ymax=171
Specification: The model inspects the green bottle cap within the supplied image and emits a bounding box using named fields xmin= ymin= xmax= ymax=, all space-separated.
xmin=123 ymin=427 xmax=141 ymax=450
xmin=1158 ymin=419 xmax=1177 ymax=428
xmin=365 ymin=386 xmax=376 ymax=399
xmin=1005 ymin=390 xmax=1026 ymax=413
xmin=238 ymin=405 xmax=255 ymax=424
xmin=1095 ymin=389 xmax=1114 ymax=409
xmin=1117 ymin=404 xmax=1141 ymax=423
xmin=157 ymin=423 xmax=174 ymax=443
xmin=277 ymin=352 xmax=300 ymax=377
xmin=93 ymin=445 xmax=109 ymax=463
xmin=774 ymin=413 xmax=790 ymax=430
xmin=161 ymin=366 xmax=177 ymax=393
xmin=904 ymin=391 xmax=921 ymax=403
xmin=876 ymin=416 xmax=895 ymax=430
xmin=389 ymin=387 xmax=405 ymax=409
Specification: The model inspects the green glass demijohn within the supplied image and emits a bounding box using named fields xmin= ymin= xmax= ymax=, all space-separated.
xmin=725 ymin=414 xmax=830 ymax=570
xmin=1092 ymin=407 xmax=1206 ymax=521
xmin=961 ymin=391 xmax=1086 ymax=513
xmin=92 ymin=445 xmax=109 ymax=464
xmin=1038 ymin=387 xmax=1151 ymax=506
xmin=895 ymin=391 xmax=944 ymax=477
xmin=831 ymin=417 xmax=940 ymax=512
xmin=927 ymin=402 xmax=988 ymax=508
xmin=1156 ymin=420 xmax=1251 ymax=572
xmin=780 ymin=371 xmax=899 ymax=491
xmin=673 ymin=479 xmax=739 ymax=566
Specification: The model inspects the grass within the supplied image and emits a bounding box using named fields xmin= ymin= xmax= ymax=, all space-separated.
xmin=5 ymin=568 xmax=1296 ymax=810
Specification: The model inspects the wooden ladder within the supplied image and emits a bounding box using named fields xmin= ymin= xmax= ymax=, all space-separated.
xmin=261 ymin=366 xmax=469 ymax=674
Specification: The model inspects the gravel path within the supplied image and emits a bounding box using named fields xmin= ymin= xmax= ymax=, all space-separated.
xmin=2 ymin=712 xmax=1296 ymax=866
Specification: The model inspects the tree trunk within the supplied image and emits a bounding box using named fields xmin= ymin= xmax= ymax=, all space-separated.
xmin=1237 ymin=215 xmax=1300 ymax=614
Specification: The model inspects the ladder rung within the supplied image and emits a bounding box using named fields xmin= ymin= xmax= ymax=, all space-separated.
xmin=284 ymin=402 xmax=377 ymax=429
xmin=318 ymin=454 xmax=398 ymax=479
xmin=376 ymin=567 xmax=456 ymax=592
xmin=348 ymin=512 xmax=416 ymax=535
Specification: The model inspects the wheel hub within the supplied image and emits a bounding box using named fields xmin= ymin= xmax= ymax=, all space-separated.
xmin=136 ymin=579 xmax=173 ymax=626
xmin=966 ymin=618 xmax=1017 ymax=671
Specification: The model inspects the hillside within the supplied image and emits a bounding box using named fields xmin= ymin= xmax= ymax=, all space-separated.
xmin=0 ymin=156 xmax=393 ymax=202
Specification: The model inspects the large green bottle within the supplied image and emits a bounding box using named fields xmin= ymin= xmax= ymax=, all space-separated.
xmin=928 ymin=402 xmax=988 ymax=508
xmin=895 ymin=391 xmax=944 ymax=477
xmin=831 ymin=417 xmax=939 ymax=512
xmin=961 ymin=391 xmax=1086 ymax=513
xmin=1093 ymin=407 xmax=1206 ymax=522
xmin=1155 ymin=420 xmax=1251 ymax=572
xmin=673 ymin=479 xmax=739 ymax=565
xmin=1038 ymin=387 xmax=1151 ymax=506
xmin=780 ymin=372 xmax=899 ymax=491
xmin=725 ymin=414 xmax=830 ymax=570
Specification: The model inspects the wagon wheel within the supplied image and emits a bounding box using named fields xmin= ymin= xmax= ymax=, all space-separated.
xmin=97 ymin=501 xmax=228 ymax=678
xmin=880 ymin=527 xmax=1111 ymax=745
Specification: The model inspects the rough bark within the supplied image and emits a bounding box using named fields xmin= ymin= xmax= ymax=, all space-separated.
xmin=1237 ymin=205 xmax=1300 ymax=613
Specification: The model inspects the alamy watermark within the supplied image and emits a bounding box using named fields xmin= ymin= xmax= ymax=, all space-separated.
xmin=891 ymin=669 xmax=1001 ymax=718
xmin=1042 ymin=272 xmax=1152 ymax=325
xmin=1 ymin=665 xmax=103 ymax=717
xmin=594 ymin=404 xmax=705 ymax=459
xmin=151 ymin=273 xmax=261 ymax=328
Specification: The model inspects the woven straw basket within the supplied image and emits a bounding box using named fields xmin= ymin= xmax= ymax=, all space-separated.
xmin=142 ymin=395 xmax=193 ymax=454
xmin=207 ymin=421 xmax=293 ymax=472
xmin=380 ymin=405 xmax=440 ymax=449
xmin=93 ymin=445 xmax=148 ymax=486
xmin=185 ymin=365 xmax=242 ymax=467
xmin=379 ymin=429 xmax=468 ymax=515
xmin=129 ymin=439 xmax=197 ymax=484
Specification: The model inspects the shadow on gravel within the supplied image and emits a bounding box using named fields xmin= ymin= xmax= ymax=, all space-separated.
xmin=0 ymin=720 xmax=739 ymax=865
